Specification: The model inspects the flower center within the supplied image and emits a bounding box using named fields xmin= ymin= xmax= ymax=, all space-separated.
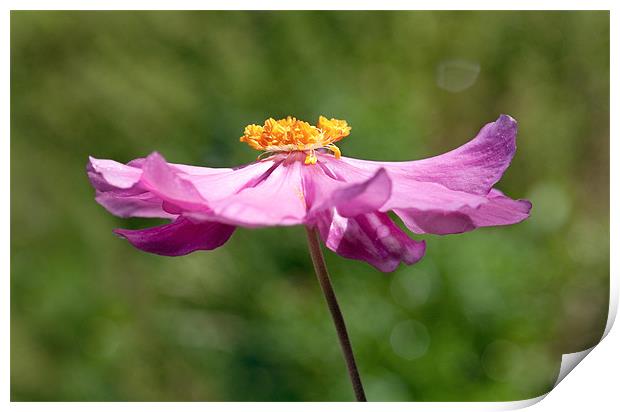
xmin=240 ymin=116 xmax=350 ymax=165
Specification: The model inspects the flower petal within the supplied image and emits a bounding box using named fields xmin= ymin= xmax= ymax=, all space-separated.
xmin=469 ymin=189 xmax=532 ymax=226
xmin=316 ymin=209 xmax=426 ymax=272
xmin=89 ymin=153 xmax=286 ymax=224
xmin=314 ymin=116 xmax=529 ymax=235
xmin=319 ymin=153 xmax=486 ymax=213
xmin=180 ymin=159 xmax=279 ymax=202
xmin=139 ymin=152 xmax=210 ymax=212
xmin=333 ymin=168 xmax=392 ymax=217
xmin=381 ymin=174 xmax=487 ymax=211
xmin=87 ymin=156 xmax=142 ymax=190
xmin=184 ymin=153 xmax=393 ymax=227
xmin=88 ymin=156 xmax=172 ymax=218
xmin=341 ymin=114 xmax=517 ymax=195
xmin=302 ymin=159 xmax=392 ymax=219
xmin=394 ymin=189 xmax=532 ymax=235
xmin=95 ymin=191 xmax=175 ymax=219
xmin=393 ymin=209 xmax=475 ymax=235
xmin=114 ymin=216 xmax=235 ymax=256
xmin=203 ymin=156 xmax=307 ymax=227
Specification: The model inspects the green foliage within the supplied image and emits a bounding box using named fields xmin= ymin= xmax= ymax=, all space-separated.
xmin=10 ymin=11 xmax=609 ymax=401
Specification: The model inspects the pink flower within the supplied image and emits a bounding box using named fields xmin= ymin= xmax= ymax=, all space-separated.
xmin=87 ymin=114 xmax=531 ymax=272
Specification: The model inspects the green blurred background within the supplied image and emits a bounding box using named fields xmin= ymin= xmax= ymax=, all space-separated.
xmin=10 ymin=11 xmax=609 ymax=401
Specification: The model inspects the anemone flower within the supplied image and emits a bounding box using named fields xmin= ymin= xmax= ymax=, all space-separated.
xmin=87 ymin=114 xmax=531 ymax=401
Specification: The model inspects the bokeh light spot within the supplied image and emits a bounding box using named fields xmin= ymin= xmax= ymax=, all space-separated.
xmin=390 ymin=267 xmax=435 ymax=309
xmin=390 ymin=319 xmax=430 ymax=360
xmin=436 ymin=59 xmax=481 ymax=92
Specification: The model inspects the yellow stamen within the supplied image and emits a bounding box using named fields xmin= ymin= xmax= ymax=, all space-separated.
xmin=325 ymin=144 xmax=341 ymax=159
xmin=240 ymin=115 xmax=350 ymax=164
xmin=304 ymin=151 xmax=318 ymax=165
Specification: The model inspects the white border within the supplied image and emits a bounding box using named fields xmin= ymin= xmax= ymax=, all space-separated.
xmin=3 ymin=2 xmax=616 ymax=411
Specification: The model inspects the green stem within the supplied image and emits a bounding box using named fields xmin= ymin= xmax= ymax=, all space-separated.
xmin=305 ymin=226 xmax=367 ymax=402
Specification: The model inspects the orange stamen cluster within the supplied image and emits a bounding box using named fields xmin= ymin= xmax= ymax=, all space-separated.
xmin=240 ymin=116 xmax=350 ymax=164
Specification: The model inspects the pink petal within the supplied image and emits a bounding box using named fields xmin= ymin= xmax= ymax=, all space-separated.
xmin=133 ymin=153 xmax=285 ymax=221
xmin=302 ymin=160 xmax=392 ymax=219
xmin=139 ymin=152 xmax=210 ymax=212
xmin=317 ymin=115 xmax=530 ymax=235
xmin=316 ymin=209 xmax=426 ymax=272
xmin=88 ymin=156 xmax=171 ymax=218
xmin=181 ymin=160 xmax=279 ymax=202
xmin=186 ymin=153 xmax=395 ymax=227
xmin=319 ymin=153 xmax=486 ymax=213
xmin=395 ymin=189 xmax=532 ymax=235
xmin=394 ymin=209 xmax=475 ymax=235
xmin=333 ymin=168 xmax=392 ymax=217
xmin=341 ymin=114 xmax=517 ymax=195
xmin=89 ymin=153 xmax=291 ymax=226
xmin=125 ymin=157 xmax=238 ymax=177
xmin=95 ymin=191 xmax=175 ymax=219
xmin=203 ymin=155 xmax=307 ymax=227
xmin=381 ymin=175 xmax=487 ymax=211
xmin=470 ymin=189 xmax=532 ymax=226
xmin=114 ymin=217 xmax=235 ymax=256
xmin=87 ymin=156 xmax=142 ymax=191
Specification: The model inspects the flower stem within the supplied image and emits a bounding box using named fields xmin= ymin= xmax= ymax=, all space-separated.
xmin=304 ymin=226 xmax=367 ymax=402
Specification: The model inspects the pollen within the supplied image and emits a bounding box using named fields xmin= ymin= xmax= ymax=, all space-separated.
xmin=240 ymin=116 xmax=350 ymax=164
